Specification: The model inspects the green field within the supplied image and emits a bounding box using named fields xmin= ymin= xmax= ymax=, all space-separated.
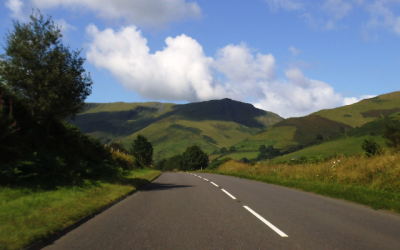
xmin=0 ymin=169 xmax=161 ymax=250
xmin=273 ymin=135 xmax=387 ymax=162
xmin=221 ymin=151 xmax=259 ymax=160
xmin=232 ymin=140 xmax=275 ymax=151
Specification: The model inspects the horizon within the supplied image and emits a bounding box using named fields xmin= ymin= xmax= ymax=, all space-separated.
xmin=1 ymin=0 xmax=399 ymax=118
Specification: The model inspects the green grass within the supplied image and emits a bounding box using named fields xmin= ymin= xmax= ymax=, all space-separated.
xmin=273 ymin=135 xmax=387 ymax=162
xmin=221 ymin=151 xmax=259 ymax=160
xmin=232 ymin=139 xmax=275 ymax=151
xmin=313 ymin=91 xmax=400 ymax=127
xmin=0 ymin=169 xmax=161 ymax=250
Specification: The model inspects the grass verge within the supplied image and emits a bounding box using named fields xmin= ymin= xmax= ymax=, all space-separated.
xmin=203 ymin=152 xmax=400 ymax=213
xmin=0 ymin=169 xmax=161 ymax=250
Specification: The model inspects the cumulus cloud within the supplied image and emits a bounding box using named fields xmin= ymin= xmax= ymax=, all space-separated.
xmin=343 ymin=95 xmax=377 ymax=106
xmin=31 ymin=0 xmax=201 ymax=28
xmin=54 ymin=19 xmax=76 ymax=33
xmin=365 ymin=0 xmax=400 ymax=35
xmin=5 ymin=0 xmax=26 ymax=20
xmin=85 ymin=25 xmax=363 ymax=118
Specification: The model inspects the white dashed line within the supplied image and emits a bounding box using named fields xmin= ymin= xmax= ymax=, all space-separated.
xmin=243 ymin=206 xmax=288 ymax=237
xmin=203 ymin=178 xmax=209 ymax=181
xmin=221 ymin=189 xmax=236 ymax=200
xmin=210 ymin=182 xmax=219 ymax=187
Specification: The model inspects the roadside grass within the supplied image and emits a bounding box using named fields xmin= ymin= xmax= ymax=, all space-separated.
xmin=273 ymin=135 xmax=387 ymax=162
xmin=0 ymin=169 xmax=161 ymax=250
xmin=203 ymin=151 xmax=400 ymax=213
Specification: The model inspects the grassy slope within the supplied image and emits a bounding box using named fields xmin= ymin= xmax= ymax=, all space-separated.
xmin=313 ymin=91 xmax=400 ymax=127
xmin=69 ymin=99 xmax=283 ymax=160
xmin=0 ymin=169 xmax=161 ymax=250
xmin=204 ymin=153 xmax=400 ymax=213
xmin=121 ymin=118 xmax=259 ymax=160
xmin=273 ymin=111 xmax=400 ymax=161
xmin=240 ymin=91 xmax=400 ymax=156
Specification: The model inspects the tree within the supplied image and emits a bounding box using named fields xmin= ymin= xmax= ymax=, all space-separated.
xmin=109 ymin=142 xmax=127 ymax=154
xmin=0 ymin=11 xmax=93 ymax=124
xmin=382 ymin=118 xmax=400 ymax=150
xmin=182 ymin=145 xmax=209 ymax=171
xmin=361 ymin=138 xmax=381 ymax=157
xmin=339 ymin=126 xmax=345 ymax=134
xmin=229 ymin=146 xmax=236 ymax=152
xmin=220 ymin=147 xmax=227 ymax=153
xmin=259 ymin=145 xmax=266 ymax=152
xmin=316 ymin=134 xmax=323 ymax=141
xmin=130 ymin=134 xmax=153 ymax=167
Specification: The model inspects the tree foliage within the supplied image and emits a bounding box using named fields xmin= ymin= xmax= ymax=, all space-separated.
xmin=229 ymin=146 xmax=236 ymax=152
xmin=182 ymin=145 xmax=209 ymax=171
xmin=0 ymin=11 xmax=92 ymax=124
xmin=361 ymin=138 xmax=381 ymax=157
xmin=257 ymin=145 xmax=280 ymax=160
xmin=220 ymin=147 xmax=227 ymax=153
xmin=130 ymin=134 xmax=153 ymax=168
xmin=382 ymin=118 xmax=400 ymax=150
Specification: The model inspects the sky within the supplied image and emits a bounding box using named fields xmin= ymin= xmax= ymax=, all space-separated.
xmin=1 ymin=0 xmax=399 ymax=118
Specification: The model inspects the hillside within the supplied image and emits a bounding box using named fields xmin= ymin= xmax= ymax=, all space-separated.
xmin=68 ymin=99 xmax=283 ymax=160
xmin=227 ymin=91 xmax=400 ymax=159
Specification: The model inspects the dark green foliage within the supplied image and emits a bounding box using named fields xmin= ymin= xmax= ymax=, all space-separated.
xmin=229 ymin=146 xmax=236 ymax=152
xmin=109 ymin=142 xmax=128 ymax=154
xmin=0 ymin=11 xmax=92 ymax=125
xmin=241 ymin=157 xmax=249 ymax=163
xmin=220 ymin=147 xmax=227 ymax=153
xmin=259 ymin=145 xmax=266 ymax=152
xmin=206 ymin=157 xmax=232 ymax=170
xmin=382 ymin=118 xmax=400 ymax=150
xmin=182 ymin=145 xmax=209 ymax=171
xmin=202 ymin=135 xmax=217 ymax=145
xmin=339 ymin=126 xmax=345 ymax=133
xmin=130 ymin=134 xmax=153 ymax=168
xmin=161 ymin=154 xmax=183 ymax=171
xmin=316 ymin=134 xmax=323 ymax=141
xmin=361 ymin=138 xmax=381 ymax=157
xmin=257 ymin=145 xmax=280 ymax=160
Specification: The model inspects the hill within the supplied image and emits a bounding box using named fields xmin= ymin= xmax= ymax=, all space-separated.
xmin=68 ymin=99 xmax=283 ymax=160
xmin=227 ymin=91 xmax=400 ymax=159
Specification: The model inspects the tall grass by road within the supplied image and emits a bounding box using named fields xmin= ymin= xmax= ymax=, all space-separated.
xmin=0 ymin=169 xmax=161 ymax=250
xmin=205 ymin=151 xmax=400 ymax=213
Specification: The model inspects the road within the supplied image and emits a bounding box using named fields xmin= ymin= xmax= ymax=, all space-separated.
xmin=43 ymin=172 xmax=400 ymax=250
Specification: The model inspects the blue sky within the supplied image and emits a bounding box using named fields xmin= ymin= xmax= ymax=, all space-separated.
xmin=1 ymin=0 xmax=399 ymax=118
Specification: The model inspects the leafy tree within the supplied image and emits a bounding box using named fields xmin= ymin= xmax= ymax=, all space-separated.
xmin=130 ymin=134 xmax=153 ymax=168
xmin=0 ymin=11 xmax=92 ymax=125
xmin=182 ymin=145 xmax=209 ymax=171
xmin=361 ymin=138 xmax=381 ymax=157
xmin=339 ymin=126 xmax=345 ymax=134
xmin=0 ymin=92 xmax=19 ymax=144
xmin=229 ymin=146 xmax=236 ymax=152
xmin=163 ymin=154 xmax=183 ymax=171
xmin=316 ymin=134 xmax=323 ymax=141
xmin=258 ymin=145 xmax=266 ymax=152
xmin=109 ymin=142 xmax=127 ymax=154
xmin=220 ymin=147 xmax=227 ymax=153
xmin=382 ymin=118 xmax=400 ymax=150
xmin=257 ymin=145 xmax=280 ymax=160
xmin=241 ymin=157 xmax=249 ymax=163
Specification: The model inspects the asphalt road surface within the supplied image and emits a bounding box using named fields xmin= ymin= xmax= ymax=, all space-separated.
xmin=43 ymin=172 xmax=400 ymax=250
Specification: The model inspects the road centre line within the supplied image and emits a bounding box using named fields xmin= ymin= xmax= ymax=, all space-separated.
xmin=210 ymin=182 xmax=219 ymax=187
xmin=243 ymin=206 xmax=288 ymax=237
xmin=221 ymin=189 xmax=236 ymax=200
xmin=203 ymin=178 xmax=209 ymax=181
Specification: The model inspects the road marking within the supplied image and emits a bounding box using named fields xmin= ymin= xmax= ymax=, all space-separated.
xmin=203 ymin=178 xmax=209 ymax=181
xmin=198 ymin=176 xmax=202 ymax=178
xmin=210 ymin=182 xmax=219 ymax=187
xmin=221 ymin=189 xmax=236 ymax=200
xmin=243 ymin=206 xmax=288 ymax=237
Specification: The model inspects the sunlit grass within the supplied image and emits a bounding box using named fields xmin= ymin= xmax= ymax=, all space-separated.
xmin=205 ymin=150 xmax=400 ymax=213
xmin=0 ymin=169 xmax=161 ymax=250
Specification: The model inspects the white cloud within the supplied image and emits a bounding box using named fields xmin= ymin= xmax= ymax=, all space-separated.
xmin=342 ymin=95 xmax=376 ymax=105
xmin=31 ymin=0 xmax=201 ymax=28
xmin=54 ymin=19 xmax=76 ymax=33
xmin=322 ymin=0 xmax=353 ymax=20
xmin=365 ymin=0 xmax=400 ymax=35
xmin=85 ymin=25 xmax=362 ymax=118
xmin=289 ymin=46 xmax=301 ymax=55
xmin=265 ymin=0 xmax=304 ymax=11
xmin=5 ymin=0 xmax=26 ymax=20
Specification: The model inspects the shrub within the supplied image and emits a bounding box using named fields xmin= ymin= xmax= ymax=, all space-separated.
xmin=361 ymin=138 xmax=381 ymax=157
xmin=182 ymin=145 xmax=208 ymax=171
xmin=206 ymin=157 xmax=232 ymax=170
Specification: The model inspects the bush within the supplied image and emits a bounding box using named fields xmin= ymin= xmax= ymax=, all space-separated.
xmin=182 ymin=145 xmax=209 ymax=171
xmin=361 ymin=138 xmax=381 ymax=157
xmin=130 ymin=134 xmax=153 ymax=168
xmin=206 ymin=157 xmax=232 ymax=170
